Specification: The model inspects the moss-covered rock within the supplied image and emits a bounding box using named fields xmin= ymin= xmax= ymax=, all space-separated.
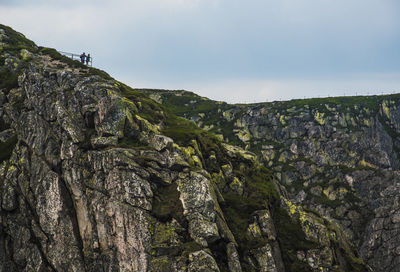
xmin=0 ymin=24 xmax=392 ymax=272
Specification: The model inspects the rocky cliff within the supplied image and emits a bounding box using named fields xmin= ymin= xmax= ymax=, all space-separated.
xmin=139 ymin=89 xmax=400 ymax=271
xmin=0 ymin=24 xmax=393 ymax=271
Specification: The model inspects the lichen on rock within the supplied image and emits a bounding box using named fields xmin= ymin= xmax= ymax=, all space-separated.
xmin=0 ymin=24 xmax=395 ymax=272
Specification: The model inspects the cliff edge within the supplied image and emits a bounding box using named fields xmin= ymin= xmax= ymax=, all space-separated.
xmin=0 ymin=24 xmax=381 ymax=271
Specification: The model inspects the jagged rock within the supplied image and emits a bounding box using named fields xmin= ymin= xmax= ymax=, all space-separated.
xmin=294 ymin=190 xmax=306 ymax=203
xmin=229 ymin=177 xmax=244 ymax=195
xmin=248 ymin=244 xmax=277 ymax=272
xmin=149 ymin=134 xmax=173 ymax=151
xmin=178 ymin=172 xmax=220 ymax=246
xmin=0 ymin=129 xmax=14 ymax=142
xmin=252 ymin=209 xmax=276 ymax=241
xmin=91 ymin=136 xmax=118 ymax=148
xmin=226 ymin=242 xmax=242 ymax=272
xmin=222 ymin=143 xmax=256 ymax=161
xmin=0 ymin=24 xmax=390 ymax=272
xmin=188 ymin=250 xmax=220 ymax=272
xmin=1 ymin=181 xmax=17 ymax=212
xmin=149 ymin=87 xmax=400 ymax=271
xmin=188 ymin=218 xmax=219 ymax=246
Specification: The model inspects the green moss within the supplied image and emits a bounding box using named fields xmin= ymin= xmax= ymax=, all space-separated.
xmin=336 ymin=164 xmax=376 ymax=174
xmin=149 ymin=257 xmax=174 ymax=272
xmin=152 ymin=183 xmax=186 ymax=226
xmin=0 ymin=27 xmax=42 ymax=95
xmin=150 ymin=90 xmax=223 ymax=115
xmin=0 ymin=69 xmax=18 ymax=90
xmin=313 ymin=195 xmax=342 ymax=208
xmin=220 ymin=164 xmax=279 ymax=257
xmin=181 ymin=241 xmax=203 ymax=256
xmin=0 ymin=24 xmax=37 ymax=56
xmin=0 ymin=117 xmax=16 ymax=163
xmin=218 ymin=120 xmax=242 ymax=145
xmin=378 ymin=115 xmax=400 ymax=140
xmin=221 ymin=164 xmax=317 ymax=271
xmin=343 ymin=192 xmax=362 ymax=204
xmin=162 ymin=115 xmax=229 ymax=172
xmin=163 ymin=116 xmax=207 ymax=145
xmin=0 ymin=24 xmax=36 ymax=47
xmin=270 ymin=95 xmax=381 ymax=113
xmin=332 ymin=240 xmax=370 ymax=272
xmin=273 ymin=207 xmax=317 ymax=271
xmin=119 ymin=85 xmax=229 ymax=169
xmin=88 ymin=67 xmax=113 ymax=80
xmin=119 ymin=83 xmax=166 ymax=124
xmin=118 ymin=137 xmax=150 ymax=149
xmin=137 ymin=89 xmax=245 ymax=146
xmin=9 ymin=91 xmax=25 ymax=111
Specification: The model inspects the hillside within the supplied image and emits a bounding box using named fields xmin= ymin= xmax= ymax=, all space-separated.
xmin=140 ymin=89 xmax=400 ymax=271
xmin=0 ymin=24 xmax=394 ymax=271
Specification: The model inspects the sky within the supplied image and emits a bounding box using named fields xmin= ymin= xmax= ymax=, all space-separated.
xmin=1 ymin=0 xmax=400 ymax=103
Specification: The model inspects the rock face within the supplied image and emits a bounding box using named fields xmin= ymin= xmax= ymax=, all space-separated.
xmin=0 ymin=24 xmax=387 ymax=272
xmin=144 ymin=89 xmax=400 ymax=271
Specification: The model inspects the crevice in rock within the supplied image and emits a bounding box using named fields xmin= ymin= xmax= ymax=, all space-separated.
xmin=84 ymin=183 xmax=110 ymax=197
xmin=151 ymin=182 xmax=187 ymax=227
xmin=0 ymin=231 xmax=18 ymax=272
xmin=208 ymin=239 xmax=229 ymax=271
xmin=5 ymin=189 xmax=57 ymax=272
xmin=22 ymin=142 xmax=87 ymax=270
xmin=27 ymin=221 xmax=57 ymax=272
xmin=56 ymin=169 xmax=87 ymax=270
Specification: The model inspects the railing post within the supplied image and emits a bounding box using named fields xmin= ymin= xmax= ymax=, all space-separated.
xmin=58 ymin=51 xmax=93 ymax=67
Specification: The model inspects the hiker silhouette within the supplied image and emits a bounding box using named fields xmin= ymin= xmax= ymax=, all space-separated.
xmin=80 ymin=52 xmax=86 ymax=64
xmin=86 ymin=54 xmax=91 ymax=65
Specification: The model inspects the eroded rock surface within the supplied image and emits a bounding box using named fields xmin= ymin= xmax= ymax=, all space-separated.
xmin=0 ymin=24 xmax=377 ymax=272
xmin=143 ymin=88 xmax=400 ymax=271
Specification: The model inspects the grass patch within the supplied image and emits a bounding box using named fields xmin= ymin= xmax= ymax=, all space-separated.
xmin=220 ymin=163 xmax=316 ymax=271
xmin=152 ymin=90 xmax=223 ymax=115
xmin=0 ymin=24 xmax=36 ymax=48
xmin=270 ymin=95 xmax=381 ymax=113
xmin=309 ymin=195 xmax=342 ymax=209
xmin=273 ymin=207 xmax=318 ymax=249
xmin=119 ymin=84 xmax=166 ymax=124
xmin=0 ymin=24 xmax=37 ymax=56
xmin=118 ymin=137 xmax=150 ymax=149
xmin=162 ymin=114 xmax=229 ymax=172
xmin=221 ymin=165 xmax=279 ymax=257
xmin=152 ymin=183 xmax=186 ymax=227
xmin=0 ymin=69 xmax=18 ymax=91
xmin=137 ymin=89 xmax=245 ymax=146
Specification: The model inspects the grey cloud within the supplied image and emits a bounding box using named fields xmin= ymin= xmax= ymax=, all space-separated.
xmin=1 ymin=0 xmax=399 ymax=102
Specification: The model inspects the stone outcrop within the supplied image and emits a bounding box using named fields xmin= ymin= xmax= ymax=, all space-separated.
xmin=144 ymin=88 xmax=400 ymax=271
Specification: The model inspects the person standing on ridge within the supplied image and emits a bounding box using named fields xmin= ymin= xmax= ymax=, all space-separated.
xmin=80 ymin=52 xmax=86 ymax=64
xmin=86 ymin=54 xmax=91 ymax=66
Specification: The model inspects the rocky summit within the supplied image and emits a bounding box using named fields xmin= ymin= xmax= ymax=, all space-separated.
xmin=0 ymin=24 xmax=398 ymax=272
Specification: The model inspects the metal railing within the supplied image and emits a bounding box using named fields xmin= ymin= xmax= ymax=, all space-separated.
xmin=58 ymin=51 xmax=93 ymax=67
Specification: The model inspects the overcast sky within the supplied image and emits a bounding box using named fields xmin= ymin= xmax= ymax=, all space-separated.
xmin=1 ymin=0 xmax=400 ymax=103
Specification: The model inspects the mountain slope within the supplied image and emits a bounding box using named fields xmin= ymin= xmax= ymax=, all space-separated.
xmin=141 ymin=88 xmax=400 ymax=272
xmin=0 ymin=24 xmax=372 ymax=271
